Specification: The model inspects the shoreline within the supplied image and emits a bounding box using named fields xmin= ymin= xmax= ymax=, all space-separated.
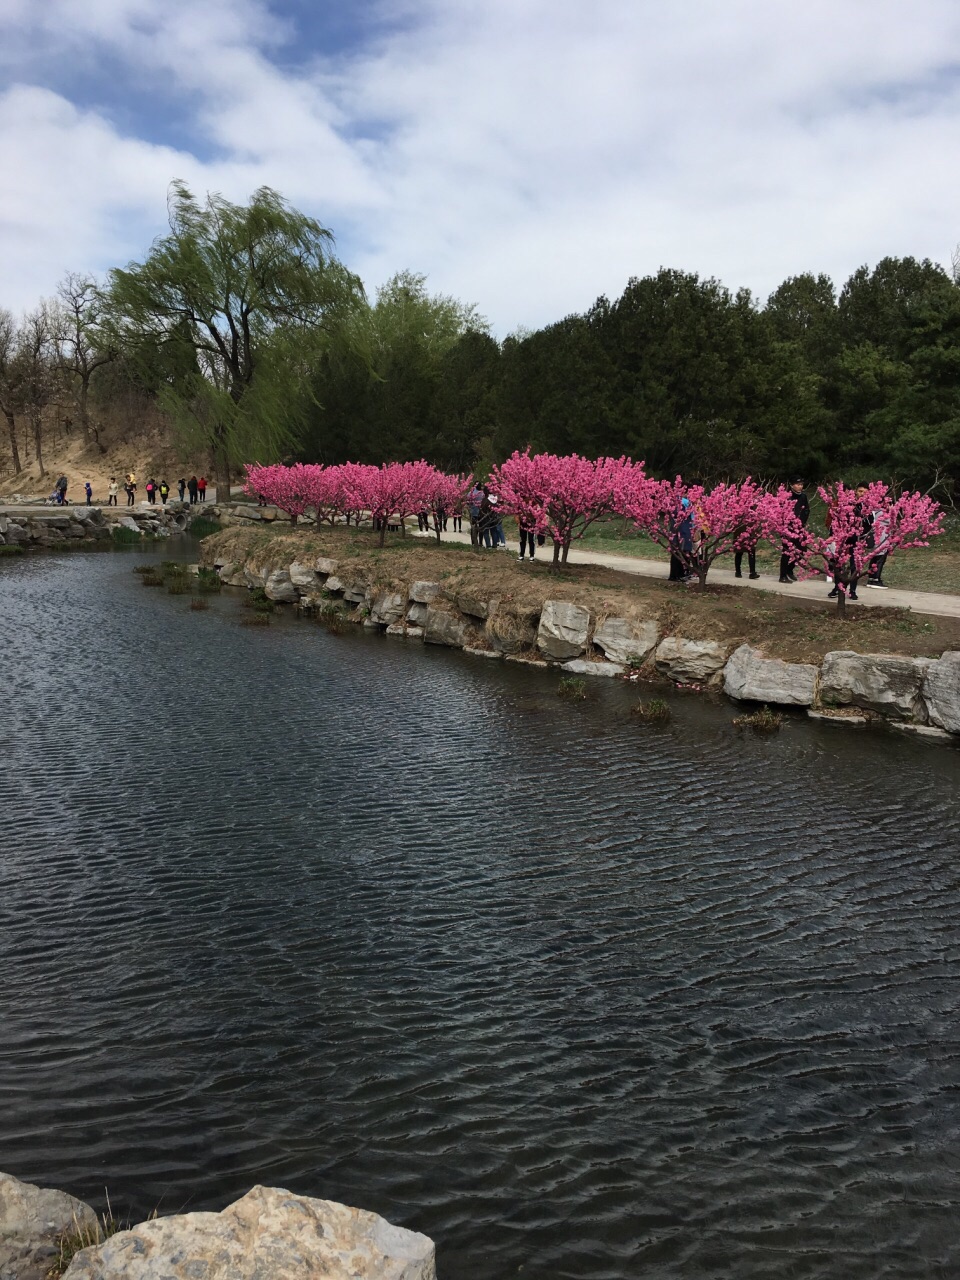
xmin=199 ymin=526 xmax=960 ymax=744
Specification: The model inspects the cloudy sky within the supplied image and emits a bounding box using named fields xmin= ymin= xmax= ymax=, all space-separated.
xmin=1 ymin=0 xmax=959 ymax=334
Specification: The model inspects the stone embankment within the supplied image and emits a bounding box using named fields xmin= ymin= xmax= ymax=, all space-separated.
xmin=206 ymin=540 xmax=960 ymax=742
xmin=0 ymin=504 xmax=206 ymax=548
xmin=0 ymin=1171 xmax=436 ymax=1280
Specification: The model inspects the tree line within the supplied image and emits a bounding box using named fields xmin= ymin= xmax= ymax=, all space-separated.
xmin=2 ymin=182 xmax=958 ymax=498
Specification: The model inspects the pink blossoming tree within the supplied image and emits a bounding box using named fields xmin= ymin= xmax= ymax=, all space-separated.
xmin=777 ymin=481 xmax=944 ymax=614
xmin=491 ymin=449 xmax=644 ymax=566
xmin=620 ymin=477 xmax=799 ymax=588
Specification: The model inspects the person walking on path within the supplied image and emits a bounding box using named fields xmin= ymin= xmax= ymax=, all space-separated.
xmin=55 ymin=474 xmax=68 ymax=505
xmin=197 ymin=476 xmax=207 ymax=502
xmin=126 ymin=472 xmax=137 ymax=506
xmin=489 ymin=494 xmax=506 ymax=547
xmin=187 ymin=476 xmax=199 ymax=505
xmin=779 ymin=478 xmax=810 ymax=583
xmin=468 ymin=482 xmax=484 ymax=548
xmin=159 ymin=480 xmax=170 ymax=505
xmin=518 ymin=515 xmax=538 ymax=562
xmin=737 ymin=542 xmax=757 ymax=578
xmin=867 ymin=503 xmax=891 ymax=588
xmin=84 ymin=481 xmax=93 ymax=505
xmin=177 ymin=478 xmax=186 ymax=502
xmin=107 ymin=477 xmax=119 ymax=506
xmin=668 ymin=497 xmax=694 ymax=581
xmin=145 ymin=478 xmax=156 ymax=504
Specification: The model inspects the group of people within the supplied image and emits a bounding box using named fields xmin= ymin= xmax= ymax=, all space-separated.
xmin=667 ymin=477 xmax=889 ymax=596
xmin=49 ymin=472 xmax=209 ymax=508
xmin=466 ymin=484 xmax=509 ymax=552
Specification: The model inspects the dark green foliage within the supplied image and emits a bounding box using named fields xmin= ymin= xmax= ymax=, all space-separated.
xmin=190 ymin=517 xmax=222 ymax=538
xmin=111 ymin=525 xmax=142 ymax=545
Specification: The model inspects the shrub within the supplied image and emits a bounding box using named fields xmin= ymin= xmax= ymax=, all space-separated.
xmin=632 ymin=697 xmax=670 ymax=723
xmin=733 ymin=705 xmax=783 ymax=733
xmin=557 ymin=676 xmax=587 ymax=700
xmin=196 ymin=567 xmax=222 ymax=593
xmin=189 ymin=598 xmax=209 ymax=611
xmin=111 ymin=526 xmax=141 ymax=545
xmin=190 ymin=517 xmax=222 ymax=538
xmin=241 ymin=613 xmax=270 ymax=626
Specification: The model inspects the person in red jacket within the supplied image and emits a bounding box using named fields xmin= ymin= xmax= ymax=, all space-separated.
xmin=197 ymin=476 xmax=207 ymax=502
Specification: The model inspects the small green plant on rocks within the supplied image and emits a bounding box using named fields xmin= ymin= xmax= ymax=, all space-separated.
xmin=632 ymin=697 xmax=670 ymax=723
xmin=196 ymin=567 xmax=222 ymax=593
xmin=557 ymin=676 xmax=587 ymax=700
xmin=242 ymin=613 xmax=271 ymax=627
xmin=733 ymin=705 xmax=783 ymax=733
xmin=46 ymin=1196 xmax=124 ymax=1279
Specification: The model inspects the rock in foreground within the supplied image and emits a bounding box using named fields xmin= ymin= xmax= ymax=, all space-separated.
xmin=63 ymin=1185 xmax=436 ymax=1280
xmin=0 ymin=1170 xmax=97 ymax=1280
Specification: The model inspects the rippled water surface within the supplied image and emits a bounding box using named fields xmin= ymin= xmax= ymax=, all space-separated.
xmin=3 ymin=547 xmax=960 ymax=1278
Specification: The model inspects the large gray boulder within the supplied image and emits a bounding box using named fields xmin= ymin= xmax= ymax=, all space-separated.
xmin=723 ymin=644 xmax=819 ymax=706
xmin=923 ymin=651 xmax=960 ymax=733
xmin=342 ymin=582 xmax=371 ymax=605
xmin=593 ymin=617 xmax=659 ymax=665
xmin=1 ymin=1170 xmax=97 ymax=1280
xmin=217 ymin=562 xmax=247 ymax=587
xmin=62 ymin=1186 xmax=435 ymax=1280
xmin=536 ymin=600 xmax=591 ymax=661
xmin=819 ymin=650 xmax=931 ymax=721
xmin=263 ymin=569 xmax=298 ymax=603
xmin=456 ymin=592 xmax=497 ymax=621
xmin=423 ymin=608 xmax=472 ymax=648
xmin=406 ymin=602 xmax=430 ymax=626
xmin=561 ymin=658 xmax=625 ymax=677
xmin=288 ymin=561 xmax=317 ymax=591
xmin=409 ymin=581 xmax=441 ymax=604
xmin=655 ymin=637 xmax=728 ymax=683
xmin=370 ymin=592 xmax=407 ymax=626
xmin=314 ymin=556 xmax=339 ymax=576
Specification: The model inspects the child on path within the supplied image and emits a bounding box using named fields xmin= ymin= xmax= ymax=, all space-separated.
xmin=159 ymin=480 xmax=170 ymax=505
xmin=84 ymin=481 xmax=92 ymax=505
xmin=108 ymin=478 xmax=119 ymax=506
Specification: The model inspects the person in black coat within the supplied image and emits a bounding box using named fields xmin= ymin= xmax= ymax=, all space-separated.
xmin=779 ymin=478 xmax=810 ymax=583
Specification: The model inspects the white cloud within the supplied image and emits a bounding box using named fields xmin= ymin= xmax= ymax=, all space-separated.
xmin=2 ymin=0 xmax=960 ymax=329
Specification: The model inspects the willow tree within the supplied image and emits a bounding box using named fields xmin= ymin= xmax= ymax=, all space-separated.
xmin=106 ymin=182 xmax=365 ymax=497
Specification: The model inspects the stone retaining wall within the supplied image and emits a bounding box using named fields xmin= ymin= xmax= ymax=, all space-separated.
xmin=206 ymin=546 xmax=960 ymax=743
xmin=0 ymin=504 xmax=207 ymax=547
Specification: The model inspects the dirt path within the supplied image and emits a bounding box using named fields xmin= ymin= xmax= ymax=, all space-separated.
xmin=415 ymin=528 xmax=960 ymax=621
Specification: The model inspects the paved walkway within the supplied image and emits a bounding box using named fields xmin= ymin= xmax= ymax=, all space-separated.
xmin=414 ymin=528 xmax=960 ymax=621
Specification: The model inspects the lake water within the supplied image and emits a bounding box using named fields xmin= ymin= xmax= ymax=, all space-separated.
xmin=2 ymin=546 xmax=960 ymax=1279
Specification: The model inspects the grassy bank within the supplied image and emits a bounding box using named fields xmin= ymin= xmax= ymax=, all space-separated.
xmin=201 ymin=525 xmax=960 ymax=664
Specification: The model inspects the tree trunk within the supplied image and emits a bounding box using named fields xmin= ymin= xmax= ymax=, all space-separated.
xmin=32 ymin=413 xmax=44 ymax=478
xmin=378 ymin=520 xmax=387 ymax=547
xmin=4 ymin=408 xmax=20 ymax=473
xmin=836 ymin=592 xmax=846 ymax=617
xmin=561 ymin=539 xmax=571 ymax=564
xmin=78 ymin=380 xmax=92 ymax=445
xmin=552 ymin=540 xmax=561 ymax=566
